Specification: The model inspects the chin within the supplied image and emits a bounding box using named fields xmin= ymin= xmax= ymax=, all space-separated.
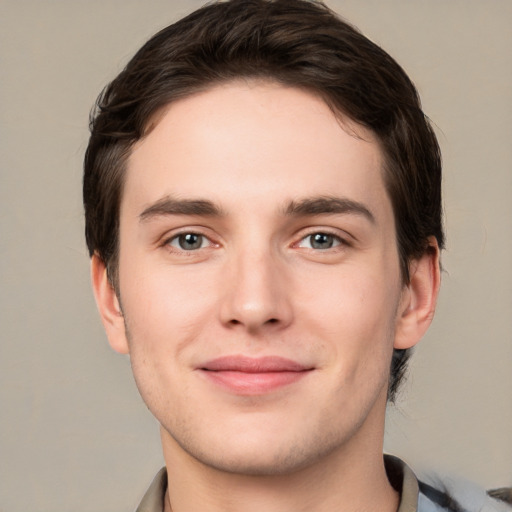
xmin=170 ymin=420 xmax=350 ymax=477
xmin=189 ymin=446 xmax=323 ymax=477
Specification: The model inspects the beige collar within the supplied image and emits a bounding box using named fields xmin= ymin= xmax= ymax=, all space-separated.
xmin=136 ymin=455 xmax=419 ymax=512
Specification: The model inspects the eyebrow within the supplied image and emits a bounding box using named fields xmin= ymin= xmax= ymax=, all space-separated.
xmin=139 ymin=196 xmax=224 ymax=222
xmin=139 ymin=195 xmax=375 ymax=224
xmin=284 ymin=196 xmax=375 ymax=224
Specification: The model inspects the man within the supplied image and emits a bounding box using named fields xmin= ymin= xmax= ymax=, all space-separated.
xmin=83 ymin=1 xmax=510 ymax=510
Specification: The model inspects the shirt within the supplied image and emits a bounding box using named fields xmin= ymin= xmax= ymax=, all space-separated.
xmin=135 ymin=455 xmax=510 ymax=512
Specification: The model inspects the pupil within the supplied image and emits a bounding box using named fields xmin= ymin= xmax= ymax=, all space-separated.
xmin=179 ymin=233 xmax=202 ymax=250
xmin=311 ymin=233 xmax=333 ymax=249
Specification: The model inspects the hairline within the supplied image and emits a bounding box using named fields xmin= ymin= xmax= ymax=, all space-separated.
xmin=104 ymin=77 xmax=414 ymax=291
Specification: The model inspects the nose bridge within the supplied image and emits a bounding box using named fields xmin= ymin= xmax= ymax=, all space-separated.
xmin=220 ymin=239 xmax=292 ymax=331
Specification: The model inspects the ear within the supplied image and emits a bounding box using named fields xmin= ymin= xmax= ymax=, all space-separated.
xmin=394 ymin=237 xmax=441 ymax=350
xmin=90 ymin=254 xmax=130 ymax=354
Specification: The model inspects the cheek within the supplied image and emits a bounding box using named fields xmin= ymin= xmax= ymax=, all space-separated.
xmin=300 ymin=262 xmax=399 ymax=328
xmin=297 ymin=263 xmax=400 ymax=373
xmin=118 ymin=266 xmax=218 ymax=420
xmin=119 ymin=260 xmax=220 ymax=359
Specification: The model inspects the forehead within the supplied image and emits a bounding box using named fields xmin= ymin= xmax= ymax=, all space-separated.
xmin=124 ymin=81 xmax=390 ymax=221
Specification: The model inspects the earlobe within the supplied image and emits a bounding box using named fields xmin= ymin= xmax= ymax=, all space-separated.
xmin=90 ymin=254 xmax=130 ymax=354
xmin=394 ymin=237 xmax=441 ymax=350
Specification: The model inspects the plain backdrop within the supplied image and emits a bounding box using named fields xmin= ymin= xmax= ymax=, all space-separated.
xmin=1 ymin=1 xmax=511 ymax=511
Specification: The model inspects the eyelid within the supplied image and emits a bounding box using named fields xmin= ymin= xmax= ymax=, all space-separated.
xmin=157 ymin=225 xmax=353 ymax=253
xmin=168 ymin=233 xmax=210 ymax=250
xmin=297 ymin=233 xmax=342 ymax=249
xmin=160 ymin=226 xmax=220 ymax=253
xmin=292 ymin=227 xmax=353 ymax=249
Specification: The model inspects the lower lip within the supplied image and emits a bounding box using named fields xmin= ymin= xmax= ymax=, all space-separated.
xmin=200 ymin=370 xmax=310 ymax=395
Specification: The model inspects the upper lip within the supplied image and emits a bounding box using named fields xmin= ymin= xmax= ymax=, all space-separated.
xmin=200 ymin=355 xmax=311 ymax=373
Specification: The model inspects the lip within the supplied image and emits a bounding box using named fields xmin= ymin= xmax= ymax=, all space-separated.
xmin=197 ymin=356 xmax=313 ymax=395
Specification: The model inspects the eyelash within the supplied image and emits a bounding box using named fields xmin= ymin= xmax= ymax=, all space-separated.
xmin=294 ymin=231 xmax=348 ymax=251
xmin=164 ymin=231 xmax=215 ymax=253
xmin=163 ymin=229 xmax=349 ymax=254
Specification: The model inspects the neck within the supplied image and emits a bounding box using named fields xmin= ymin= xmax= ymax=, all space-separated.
xmin=161 ymin=400 xmax=398 ymax=512
xmin=164 ymin=450 xmax=397 ymax=512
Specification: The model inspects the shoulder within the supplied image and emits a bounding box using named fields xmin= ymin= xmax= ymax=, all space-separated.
xmin=135 ymin=467 xmax=167 ymax=512
xmin=417 ymin=471 xmax=512 ymax=512
xmin=385 ymin=454 xmax=511 ymax=512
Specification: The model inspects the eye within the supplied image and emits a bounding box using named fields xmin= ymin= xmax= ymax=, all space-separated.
xmin=168 ymin=233 xmax=209 ymax=251
xmin=298 ymin=232 xmax=343 ymax=250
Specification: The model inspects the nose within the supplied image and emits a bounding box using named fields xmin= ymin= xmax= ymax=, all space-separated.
xmin=219 ymin=247 xmax=293 ymax=333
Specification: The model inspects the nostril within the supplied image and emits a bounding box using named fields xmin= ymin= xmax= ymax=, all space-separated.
xmin=228 ymin=318 xmax=278 ymax=326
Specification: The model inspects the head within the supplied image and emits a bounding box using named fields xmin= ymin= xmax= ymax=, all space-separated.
xmin=84 ymin=0 xmax=443 ymax=408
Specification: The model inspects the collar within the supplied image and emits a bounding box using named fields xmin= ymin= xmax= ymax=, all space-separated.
xmin=385 ymin=455 xmax=420 ymax=512
xmin=136 ymin=455 xmax=419 ymax=512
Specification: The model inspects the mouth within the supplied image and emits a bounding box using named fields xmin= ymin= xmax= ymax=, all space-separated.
xmin=197 ymin=355 xmax=314 ymax=395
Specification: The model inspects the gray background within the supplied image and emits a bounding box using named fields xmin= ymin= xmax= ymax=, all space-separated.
xmin=1 ymin=1 xmax=511 ymax=511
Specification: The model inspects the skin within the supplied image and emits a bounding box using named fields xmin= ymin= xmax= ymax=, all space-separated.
xmin=92 ymin=81 xmax=440 ymax=511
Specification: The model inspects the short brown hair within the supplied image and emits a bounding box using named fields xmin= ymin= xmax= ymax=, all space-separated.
xmin=84 ymin=0 xmax=444 ymax=400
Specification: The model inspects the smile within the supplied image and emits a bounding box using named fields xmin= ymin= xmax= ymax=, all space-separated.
xmin=198 ymin=356 xmax=314 ymax=395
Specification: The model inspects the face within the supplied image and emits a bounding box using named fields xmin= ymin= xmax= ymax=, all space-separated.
xmin=95 ymin=81 xmax=430 ymax=476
